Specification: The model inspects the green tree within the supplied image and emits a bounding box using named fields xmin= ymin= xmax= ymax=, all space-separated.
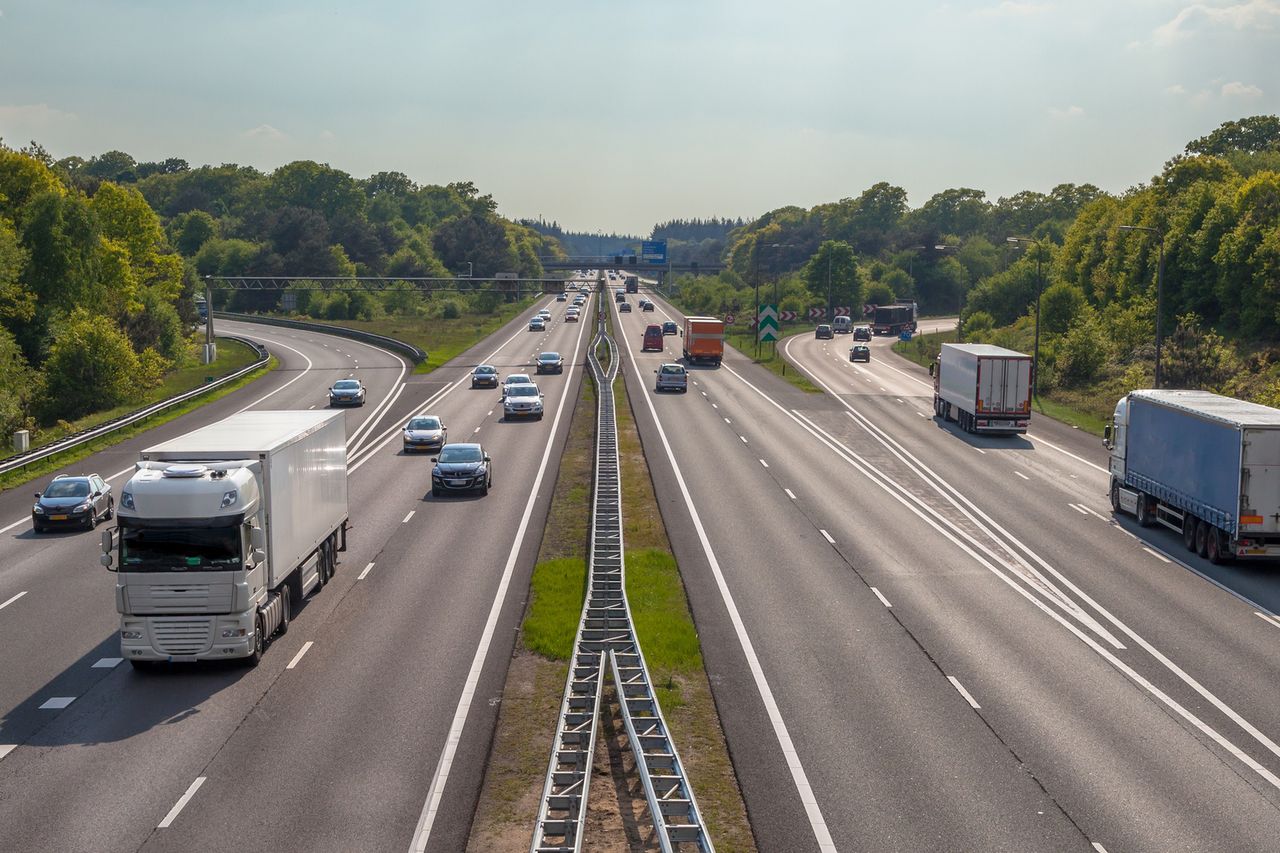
xmin=802 ymin=240 xmax=863 ymax=314
xmin=1186 ymin=115 xmax=1280 ymax=156
xmin=0 ymin=324 xmax=32 ymax=435
xmin=266 ymin=161 xmax=366 ymax=221
xmin=0 ymin=218 xmax=34 ymax=326
xmin=1039 ymin=282 xmax=1087 ymax=335
xmin=1162 ymin=313 xmax=1240 ymax=391
xmin=866 ymin=280 xmax=895 ymax=306
xmin=39 ymin=310 xmax=140 ymax=420
xmin=169 ymin=210 xmax=218 ymax=255
xmin=1056 ymin=310 xmax=1111 ymax=387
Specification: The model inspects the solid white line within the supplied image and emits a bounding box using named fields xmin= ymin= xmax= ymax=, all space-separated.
xmin=1091 ymin=843 xmax=1109 ymax=853
xmin=408 ymin=302 xmax=590 ymax=853
xmin=157 ymin=777 xmax=206 ymax=828
xmin=92 ymin=657 xmax=122 ymax=669
xmin=286 ymin=641 xmax=313 ymax=670
xmin=870 ymin=587 xmax=892 ymax=608
xmin=0 ymin=515 xmax=32 ymax=535
xmin=820 ymin=529 xmax=835 ymax=545
xmin=233 ymin=335 xmax=313 ymax=413
xmin=615 ymin=320 xmax=837 ymax=852
xmin=759 ymin=459 xmax=769 ymax=468
xmin=947 ymin=676 xmax=981 ymax=709
xmin=0 ymin=591 xmax=27 ymax=611
xmin=1143 ymin=546 xmax=1171 ymax=564
xmin=358 ymin=562 xmax=375 ymax=581
xmin=972 ymin=446 xmax=986 ymax=455
xmin=402 ymin=511 xmax=415 ymax=523
xmin=785 ymin=489 xmax=797 ymax=500
xmin=1015 ymin=471 xmax=1030 ymax=481
xmin=0 ymin=744 xmax=14 ymax=762
xmin=39 ymin=697 xmax=75 ymax=710
xmin=1254 ymin=612 xmax=1280 ymax=630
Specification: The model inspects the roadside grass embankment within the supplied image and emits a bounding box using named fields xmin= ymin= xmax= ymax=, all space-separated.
xmin=723 ymin=324 xmax=822 ymax=393
xmin=893 ymin=329 xmax=1109 ymax=435
xmin=467 ymin=315 xmax=755 ymax=851
xmin=272 ymin=298 xmax=537 ymax=374
xmin=0 ymin=338 xmax=271 ymax=493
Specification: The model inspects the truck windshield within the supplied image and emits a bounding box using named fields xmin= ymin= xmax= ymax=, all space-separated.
xmin=121 ymin=525 xmax=243 ymax=572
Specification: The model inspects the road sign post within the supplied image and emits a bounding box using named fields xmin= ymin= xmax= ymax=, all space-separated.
xmin=757 ymin=304 xmax=779 ymax=349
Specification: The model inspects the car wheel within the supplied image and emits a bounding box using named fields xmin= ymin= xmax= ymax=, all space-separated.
xmin=31 ymin=522 xmax=43 ymax=534
xmin=105 ymin=498 xmax=114 ymax=520
xmin=432 ymin=486 xmax=442 ymax=497
xmin=87 ymin=510 xmax=97 ymax=530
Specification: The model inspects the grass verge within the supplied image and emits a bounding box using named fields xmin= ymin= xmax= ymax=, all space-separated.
xmin=892 ymin=329 xmax=1108 ymax=436
xmin=274 ymin=299 xmax=536 ymax=374
xmin=1 ymin=344 xmax=275 ymax=493
xmin=723 ymin=326 xmax=822 ymax=394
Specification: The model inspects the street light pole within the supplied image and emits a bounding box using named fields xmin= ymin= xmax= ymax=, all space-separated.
xmin=826 ymin=253 xmax=833 ymax=323
xmin=1116 ymin=225 xmax=1166 ymax=387
xmin=1007 ymin=236 xmax=1045 ymax=401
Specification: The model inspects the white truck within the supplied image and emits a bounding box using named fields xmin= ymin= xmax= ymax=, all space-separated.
xmin=1105 ymin=389 xmax=1280 ymax=563
xmin=102 ymin=410 xmax=348 ymax=668
xmin=931 ymin=342 xmax=1032 ymax=434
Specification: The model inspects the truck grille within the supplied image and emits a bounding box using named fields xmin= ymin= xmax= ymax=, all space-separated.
xmin=126 ymin=583 xmax=232 ymax=614
xmin=151 ymin=617 xmax=213 ymax=655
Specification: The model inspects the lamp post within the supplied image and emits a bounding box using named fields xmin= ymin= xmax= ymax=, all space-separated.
xmin=1006 ymin=236 xmax=1046 ymax=401
xmin=1116 ymin=225 xmax=1166 ymax=388
xmin=753 ymin=241 xmax=793 ymax=358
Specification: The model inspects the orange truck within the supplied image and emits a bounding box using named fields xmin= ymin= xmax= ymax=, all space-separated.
xmin=682 ymin=316 xmax=725 ymax=366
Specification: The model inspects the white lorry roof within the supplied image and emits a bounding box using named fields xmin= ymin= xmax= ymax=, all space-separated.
xmin=942 ymin=342 xmax=1029 ymax=359
xmin=1131 ymin=389 xmax=1280 ymax=428
xmin=142 ymin=410 xmax=344 ymax=458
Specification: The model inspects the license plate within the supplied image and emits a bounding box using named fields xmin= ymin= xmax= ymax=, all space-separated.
xmin=50 ymin=514 xmax=68 ymax=521
xmin=448 ymin=479 xmax=467 ymax=486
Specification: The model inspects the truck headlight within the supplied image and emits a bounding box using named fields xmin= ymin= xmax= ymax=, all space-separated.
xmin=220 ymin=627 xmax=247 ymax=638
xmin=221 ymin=489 xmax=238 ymax=508
xmin=121 ymin=491 xmax=134 ymax=510
xmin=121 ymin=629 xmax=143 ymax=640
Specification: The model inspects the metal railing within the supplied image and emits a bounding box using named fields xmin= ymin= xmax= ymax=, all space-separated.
xmin=213 ymin=311 xmax=428 ymax=364
xmin=0 ymin=336 xmax=268 ymax=479
xmin=531 ymin=314 xmax=712 ymax=853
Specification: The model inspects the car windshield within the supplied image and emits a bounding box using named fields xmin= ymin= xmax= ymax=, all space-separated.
xmin=120 ymin=523 xmax=243 ymax=572
xmin=44 ymin=479 xmax=90 ymax=498
xmin=539 ymin=353 xmax=560 ymax=361
xmin=660 ymin=365 xmax=684 ymax=375
xmin=438 ymin=445 xmax=483 ymax=463
xmin=333 ymin=380 xmax=360 ymax=390
xmin=408 ymin=417 xmax=441 ymax=430
xmin=508 ymin=385 xmax=539 ymax=397
xmin=474 ymin=366 xmax=495 ymax=375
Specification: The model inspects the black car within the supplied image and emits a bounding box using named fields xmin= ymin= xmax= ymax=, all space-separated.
xmin=471 ymin=364 xmax=499 ymax=388
xmin=431 ymin=443 xmax=492 ymax=497
xmin=641 ymin=300 xmax=655 ymax=312
xmin=853 ymin=325 xmax=872 ymax=341
xmin=662 ymin=321 xmax=678 ymax=336
xmin=329 ymin=378 xmax=366 ymax=406
xmin=619 ymin=302 xmax=632 ymax=312
xmin=850 ymin=345 xmax=871 ymax=362
xmin=33 ymin=473 xmax=113 ymax=532
xmin=536 ymin=352 xmax=564 ymax=374
xmin=815 ymin=324 xmax=833 ymax=339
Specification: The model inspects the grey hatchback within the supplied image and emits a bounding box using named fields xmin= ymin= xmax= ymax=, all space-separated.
xmin=33 ymin=473 xmax=114 ymax=532
xmin=654 ymin=363 xmax=688 ymax=393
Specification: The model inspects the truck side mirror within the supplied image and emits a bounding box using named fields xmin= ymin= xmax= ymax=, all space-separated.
xmin=101 ymin=553 xmax=116 ymax=571
xmin=928 ymin=363 xmax=935 ymax=377
xmin=101 ymin=529 xmax=114 ymax=555
xmin=250 ymin=526 xmax=266 ymax=551
xmin=1103 ymin=424 xmax=1112 ymax=446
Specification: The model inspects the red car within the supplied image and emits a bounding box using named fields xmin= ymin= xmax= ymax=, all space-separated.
xmin=642 ymin=325 xmax=664 ymax=352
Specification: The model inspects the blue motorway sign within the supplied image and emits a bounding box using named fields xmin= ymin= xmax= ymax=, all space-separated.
xmin=641 ymin=240 xmax=668 ymax=265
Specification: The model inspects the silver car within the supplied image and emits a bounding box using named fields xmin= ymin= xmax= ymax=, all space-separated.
xmin=403 ymin=415 xmax=447 ymax=453
xmin=503 ymin=383 xmax=545 ymax=420
xmin=654 ymin=363 xmax=688 ymax=393
xmin=502 ymin=374 xmax=533 ymax=398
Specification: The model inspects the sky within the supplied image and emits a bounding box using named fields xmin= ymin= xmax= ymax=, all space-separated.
xmin=1 ymin=1 xmax=1277 ymax=235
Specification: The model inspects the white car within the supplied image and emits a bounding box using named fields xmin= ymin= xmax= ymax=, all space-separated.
xmin=502 ymin=374 xmax=533 ymax=398
xmin=654 ymin=363 xmax=688 ymax=393
xmin=529 ymin=317 xmax=546 ymax=331
xmin=502 ymin=383 xmax=544 ymax=420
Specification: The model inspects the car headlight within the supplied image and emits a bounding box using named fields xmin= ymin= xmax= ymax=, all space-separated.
xmin=32 ymin=505 xmax=45 ymax=514
xmin=121 ymin=491 xmax=134 ymax=510
xmin=74 ymin=502 xmax=91 ymax=513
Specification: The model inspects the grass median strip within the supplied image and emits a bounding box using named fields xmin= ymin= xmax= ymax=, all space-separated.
xmin=469 ymin=319 xmax=755 ymax=851
xmin=0 ymin=340 xmax=273 ymax=492
xmin=724 ymin=328 xmax=822 ymax=394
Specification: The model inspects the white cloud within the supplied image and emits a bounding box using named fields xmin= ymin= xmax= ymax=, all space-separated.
xmin=0 ymin=103 xmax=76 ymax=126
xmin=1222 ymin=80 xmax=1263 ymax=97
xmin=1049 ymin=105 xmax=1085 ymax=119
xmin=1154 ymin=0 xmax=1280 ymax=45
xmin=974 ymin=1 xmax=1051 ymax=16
xmin=1166 ymin=83 xmax=1188 ymax=95
xmin=241 ymin=123 xmax=285 ymax=141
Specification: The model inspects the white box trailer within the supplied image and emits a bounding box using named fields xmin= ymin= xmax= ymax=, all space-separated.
xmin=106 ymin=410 xmax=348 ymax=667
xmin=932 ymin=343 xmax=1032 ymax=434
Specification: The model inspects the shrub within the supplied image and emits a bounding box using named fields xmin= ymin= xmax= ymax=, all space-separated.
xmin=39 ymin=310 xmax=139 ymax=421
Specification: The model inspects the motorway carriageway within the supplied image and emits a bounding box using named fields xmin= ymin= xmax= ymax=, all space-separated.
xmin=0 ymin=287 xmax=594 ymax=853
xmin=614 ymin=289 xmax=1280 ymax=852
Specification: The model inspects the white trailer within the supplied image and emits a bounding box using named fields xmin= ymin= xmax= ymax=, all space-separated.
xmin=103 ymin=410 xmax=348 ymax=668
xmin=932 ymin=343 xmax=1032 ymax=434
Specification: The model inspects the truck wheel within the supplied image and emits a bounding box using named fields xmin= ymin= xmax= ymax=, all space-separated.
xmin=1195 ymin=520 xmax=1209 ymax=557
xmin=1110 ymin=481 xmax=1122 ymax=513
xmin=1207 ymin=528 xmax=1228 ymax=564
xmin=1135 ymin=494 xmax=1152 ymax=527
xmin=277 ymin=587 xmax=291 ymax=636
xmin=244 ymin=614 xmax=265 ymax=667
xmin=1183 ymin=515 xmax=1197 ymax=551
